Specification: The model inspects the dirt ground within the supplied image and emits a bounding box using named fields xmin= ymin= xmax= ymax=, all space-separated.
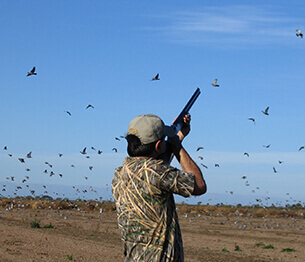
xmin=0 ymin=206 xmax=304 ymax=262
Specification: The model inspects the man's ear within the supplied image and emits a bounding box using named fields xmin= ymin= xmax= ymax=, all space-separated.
xmin=155 ymin=140 xmax=162 ymax=153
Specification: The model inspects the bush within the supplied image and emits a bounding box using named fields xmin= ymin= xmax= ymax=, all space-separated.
xmin=30 ymin=219 xmax=40 ymax=228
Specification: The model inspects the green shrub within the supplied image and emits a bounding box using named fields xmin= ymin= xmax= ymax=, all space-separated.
xmin=43 ymin=223 xmax=53 ymax=228
xmin=30 ymin=219 xmax=40 ymax=228
xmin=67 ymin=254 xmax=73 ymax=260
xmin=281 ymin=248 xmax=296 ymax=252
xmin=263 ymin=244 xmax=274 ymax=249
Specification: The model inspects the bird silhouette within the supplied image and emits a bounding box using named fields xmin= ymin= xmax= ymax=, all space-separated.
xmin=244 ymin=152 xmax=249 ymax=157
xmin=58 ymin=153 xmax=63 ymax=157
xmin=241 ymin=176 xmax=247 ymax=179
xmin=89 ymin=166 xmax=93 ymax=170
xmin=3 ymin=146 xmax=7 ymax=150
xmin=200 ymin=163 xmax=208 ymax=169
xmin=198 ymin=156 xmax=203 ymax=160
xmin=80 ymin=147 xmax=87 ymax=154
xmin=196 ymin=147 xmax=203 ymax=151
xmin=215 ymin=164 xmax=220 ymax=167
xmin=112 ymin=148 xmax=118 ymax=153
xmin=26 ymin=151 xmax=32 ymax=158
xmin=262 ymin=106 xmax=269 ymax=115
xmin=299 ymin=146 xmax=304 ymax=151
xmin=151 ymin=73 xmax=160 ymax=81
xmin=65 ymin=111 xmax=71 ymax=116
xmin=86 ymin=104 xmax=94 ymax=109
xmin=211 ymin=79 xmax=219 ymax=87
xmin=248 ymin=118 xmax=255 ymax=124
xmin=263 ymin=144 xmax=271 ymax=148
xmin=278 ymin=160 xmax=283 ymax=164
xmin=18 ymin=158 xmax=25 ymax=163
xmin=115 ymin=137 xmax=120 ymax=141
xmin=27 ymin=67 xmax=37 ymax=76
xmin=296 ymin=29 xmax=303 ymax=38
xmin=97 ymin=150 xmax=103 ymax=154
xmin=273 ymin=167 xmax=277 ymax=173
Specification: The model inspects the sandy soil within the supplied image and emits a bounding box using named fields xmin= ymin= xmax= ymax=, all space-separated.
xmin=0 ymin=207 xmax=304 ymax=262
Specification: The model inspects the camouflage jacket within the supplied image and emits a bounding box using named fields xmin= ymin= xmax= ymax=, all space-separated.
xmin=112 ymin=157 xmax=195 ymax=262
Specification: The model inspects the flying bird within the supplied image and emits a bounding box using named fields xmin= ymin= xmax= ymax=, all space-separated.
xmin=278 ymin=160 xmax=283 ymax=164
xmin=198 ymin=156 xmax=203 ymax=160
xmin=296 ymin=29 xmax=303 ymax=38
xmin=97 ymin=150 xmax=103 ymax=154
xmin=26 ymin=151 xmax=32 ymax=158
xmin=58 ymin=153 xmax=63 ymax=157
xmin=80 ymin=147 xmax=87 ymax=154
xmin=151 ymin=73 xmax=160 ymax=81
xmin=211 ymin=79 xmax=219 ymax=87
xmin=263 ymin=144 xmax=271 ymax=148
xmin=18 ymin=158 xmax=25 ymax=163
xmin=248 ymin=118 xmax=255 ymax=124
xmin=89 ymin=166 xmax=93 ymax=170
xmin=299 ymin=146 xmax=304 ymax=151
xmin=65 ymin=111 xmax=71 ymax=116
xmin=241 ymin=176 xmax=247 ymax=179
xmin=27 ymin=66 xmax=37 ymax=76
xmin=244 ymin=152 xmax=249 ymax=157
xmin=115 ymin=137 xmax=120 ymax=141
xmin=3 ymin=146 xmax=7 ymax=150
xmin=112 ymin=148 xmax=118 ymax=153
xmin=215 ymin=164 xmax=220 ymax=167
xmin=200 ymin=163 xmax=208 ymax=169
xmin=196 ymin=147 xmax=204 ymax=151
xmin=86 ymin=104 xmax=94 ymax=109
xmin=261 ymin=106 xmax=269 ymax=115
xmin=273 ymin=167 xmax=277 ymax=173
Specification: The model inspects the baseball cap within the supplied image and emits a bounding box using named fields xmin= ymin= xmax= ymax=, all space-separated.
xmin=127 ymin=114 xmax=175 ymax=144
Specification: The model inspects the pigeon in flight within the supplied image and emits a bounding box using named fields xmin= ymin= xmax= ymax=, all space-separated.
xmin=262 ymin=106 xmax=269 ymax=115
xmin=86 ymin=104 xmax=94 ymax=109
xmin=18 ymin=158 xmax=25 ymax=163
xmin=263 ymin=144 xmax=271 ymax=148
xmin=241 ymin=176 xmax=247 ymax=179
xmin=151 ymin=73 xmax=160 ymax=81
xmin=244 ymin=152 xmax=249 ymax=157
xmin=196 ymin=147 xmax=204 ymax=151
xmin=89 ymin=166 xmax=93 ymax=170
xmin=211 ymin=79 xmax=219 ymax=87
xmin=200 ymin=163 xmax=208 ymax=169
xmin=27 ymin=67 xmax=37 ymax=76
xmin=296 ymin=29 xmax=303 ymax=38
xmin=97 ymin=150 xmax=103 ymax=154
xmin=299 ymin=146 xmax=304 ymax=151
xmin=3 ymin=146 xmax=7 ymax=150
xmin=278 ymin=160 xmax=283 ymax=164
xmin=26 ymin=151 xmax=32 ymax=158
xmin=248 ymin=118 xmax=255 ymax=124
xmin=65 ymin=111 xmax=71 ymax=116
xmin=215 ymin=164 xmax=220 ymax=167
xmin=80 ymin=147 xmax=87 ymax=154
xmin=58 ymin=153 xmax=63 ymax=157
xmin=112 ymin=148 xmax=118 ymax=153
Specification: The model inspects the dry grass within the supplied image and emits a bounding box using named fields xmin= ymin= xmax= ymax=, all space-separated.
xmin=1 ymin=197 xmax=304 ymax=218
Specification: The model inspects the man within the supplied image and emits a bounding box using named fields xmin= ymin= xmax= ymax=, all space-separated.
xmin=112 ymin=114 xmax=206 ymax=261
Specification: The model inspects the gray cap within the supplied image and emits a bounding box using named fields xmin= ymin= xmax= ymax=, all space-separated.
xmin=127 ymin=114 xmax=175 ymax=144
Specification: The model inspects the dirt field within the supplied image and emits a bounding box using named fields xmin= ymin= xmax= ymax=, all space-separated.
xmin=0 ymin=201 xmax=304 ymax=261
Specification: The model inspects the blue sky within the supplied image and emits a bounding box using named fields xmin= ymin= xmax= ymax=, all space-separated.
xmin=1 ymin=1 xmax=305 ymax=205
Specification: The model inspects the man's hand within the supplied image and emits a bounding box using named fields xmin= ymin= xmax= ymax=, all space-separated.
xmin=176 ymin=114 xmax=191 ymax=141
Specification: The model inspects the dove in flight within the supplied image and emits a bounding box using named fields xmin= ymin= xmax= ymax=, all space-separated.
xmin=244 ymin=152 xmax=249 ymax=157
xmin=151 ymin=73 xmax=160 ymax=81
xmin=262 ymin=106 xmax=269 ymax=115
xmin=80 ymin=147 xmax=87 ymax=154
xmin=211 ymin=79 xmax=219 ymax=87
xmin=86 ymin=104 xmax=94 ymax=109
xmin=296 ymin=29 xmax=303 ymax=38
xmin=27 ymin=66 xmax=37 ymax=76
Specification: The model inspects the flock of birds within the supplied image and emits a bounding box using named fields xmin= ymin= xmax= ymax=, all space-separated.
xmin=1 ymin=29 xmax=304 ymax=207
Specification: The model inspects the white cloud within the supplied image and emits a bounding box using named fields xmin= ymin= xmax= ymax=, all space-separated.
xmin=143 ymin=5 xmax=299 ymax=47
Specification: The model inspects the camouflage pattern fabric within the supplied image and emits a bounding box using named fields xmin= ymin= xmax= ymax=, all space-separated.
xmin=112 ymin=157 xmax=195 ymax=262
